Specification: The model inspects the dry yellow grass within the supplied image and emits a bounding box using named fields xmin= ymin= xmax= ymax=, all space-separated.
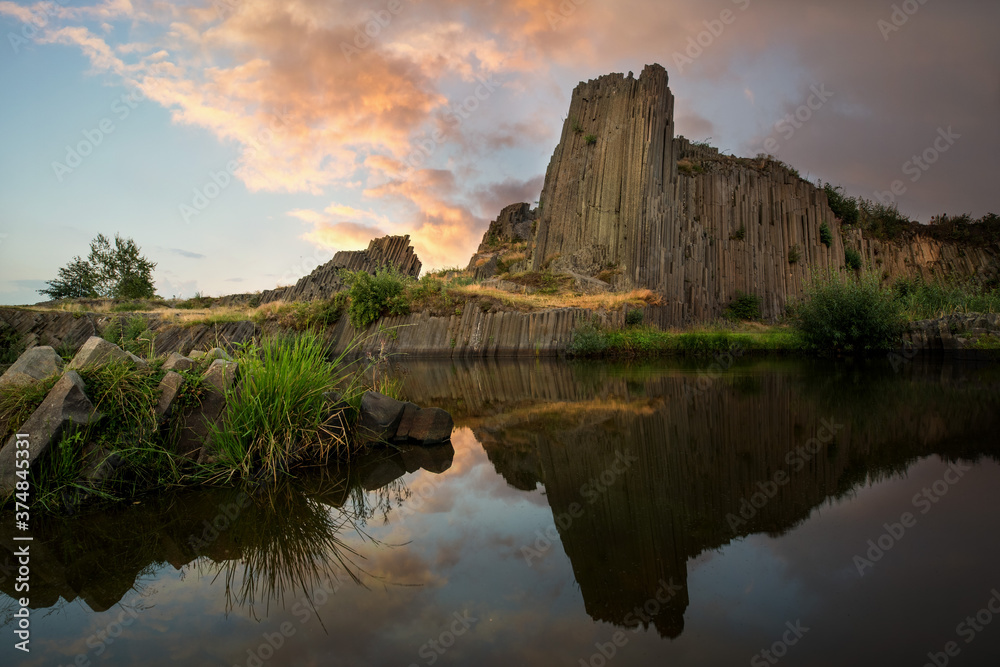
xmin=452 ymin=284 xmax=660 ymax=311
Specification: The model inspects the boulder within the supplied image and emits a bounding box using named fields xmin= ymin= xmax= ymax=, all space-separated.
xmin=0 ymin=346 xmax=63 ymax=388
xmin=394 ymin=404 xmax=454 ymax=445
xmin=155 ymin=372 xmax=185 ymax=425
xmin=163 ymin=352 xmax=194 ymax=372
xmin=204 ymin=348 xmax=234 ymax=362
xmin=67 ymin=336 xmax=145 ymax=370
xmin=358 ymin=391 xmax=413 ymax=443
xmin=0 ymin=371 xmax=103 ymax=496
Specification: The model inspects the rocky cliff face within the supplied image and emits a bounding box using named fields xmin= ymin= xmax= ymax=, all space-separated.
xmin=480 ymin=64 xmax=998 ymax=323
xmin=233 ymin=235 xmax=421 ymax=306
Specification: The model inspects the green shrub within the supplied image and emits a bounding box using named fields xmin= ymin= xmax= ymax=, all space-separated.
xmin=856 ymin=198 xmax=911 ymax=240
xmin=625 ymin=308 xmax=644 ymax=327
xmin=730 ymin=225 xmax=746 ymax=242
xmin=344 ymin=268 xmax=411 ymax=330
xmin=819 ymin=222 xmax=833 ymax=248
xmin=568 ymin=322 xmax=609 ymax=356
xmin=571 ymin=118 xmax=583 ymax=133
xmin=824 ymin=183 xmax=859 ymax=226
xmin=725 ymin=292 xmax=762 ymax=321
xmin=794 ymin=270 xmax=905 ymax=354
xmin=788 ymin=245 xmax=802 ymax=265
xmin=584 ymin=134 xmax=598 ymax=145
xmin=845 ymin=248 xmax=863 ymax=271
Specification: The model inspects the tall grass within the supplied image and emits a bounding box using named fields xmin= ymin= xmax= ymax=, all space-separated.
xmin=568 ymin=322 xmax=802 ymax=357
xmin=893 ymin=278 xmax=1000 ymax=320
xmin=209 ymin=332 xmax=363 ymax=481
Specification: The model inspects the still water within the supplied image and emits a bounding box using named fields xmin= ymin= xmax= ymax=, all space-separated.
xmin=2 ymin=357 xmax=1000 ymax=667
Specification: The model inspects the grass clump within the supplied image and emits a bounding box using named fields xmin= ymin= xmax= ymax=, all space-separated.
xmin=724 ymin=292 xmax=762 ymax=321
xmin=101 ymin=315 xmax=157 ymax=359
xmin=730 ymin=225 xmax=746 ymax=242
xmin=584 ymin=134 xmax=598 ymax=146
xmin=794 ymin=270 xmax=906 ymax=355
xmin=0 ymin=321 xmax=25 ymax=366
xmin=0 ymin=375 xmax=60 ymax=443
xmin=210 ymin=333 xmax=361 ymax=481
xmin=788 ymin=245 xmax=802 ymax=265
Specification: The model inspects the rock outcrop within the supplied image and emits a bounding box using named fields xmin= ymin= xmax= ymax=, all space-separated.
xmin=0 ymin=371 xmax=102 ymax=496
xmin=234 ymin=235 xmax=422 ymax=306
xmin=477 ymin=64 xmax=999 ymax=324
xmin=466 ymin=203 xmax=536 ymax=281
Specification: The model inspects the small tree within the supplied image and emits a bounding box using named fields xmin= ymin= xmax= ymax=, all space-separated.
xmin=40 ymin=234 xmax=157 ymax=300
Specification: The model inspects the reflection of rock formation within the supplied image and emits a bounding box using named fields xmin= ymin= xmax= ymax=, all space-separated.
xmin=0 ymin=444 xmax=452 ymax=613
xmin=397 ymin=358 xmax=1000 ymax=638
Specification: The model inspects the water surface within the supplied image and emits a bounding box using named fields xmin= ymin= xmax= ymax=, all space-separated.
xmin=2 ymin=357 xmax=1000 ymax=666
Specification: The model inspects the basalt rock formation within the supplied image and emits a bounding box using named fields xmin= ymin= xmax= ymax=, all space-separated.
xmin=226 ymin=235 xmax=422 ymax=306
xmin=475 ymin=64 xmax=999 ymax=324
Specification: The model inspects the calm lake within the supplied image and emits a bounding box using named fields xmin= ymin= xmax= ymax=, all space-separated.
xmin=3 ymin=357 xmax=1000 ymax=667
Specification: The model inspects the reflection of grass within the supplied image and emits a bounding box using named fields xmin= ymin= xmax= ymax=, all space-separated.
xmin=207 ymin=480 xmax=375 ymax=618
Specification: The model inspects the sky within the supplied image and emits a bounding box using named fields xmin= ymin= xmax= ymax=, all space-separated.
xmin=0 ymin=0 xmax=997 ymax=305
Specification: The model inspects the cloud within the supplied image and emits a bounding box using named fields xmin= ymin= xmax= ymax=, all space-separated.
xmin=168 ymin=248 xmax=206 ymax=259
xmin=302 ymin=221 xmax=387 ymax=251
xmin=12 ymin=0 xmax=1000 ymax=279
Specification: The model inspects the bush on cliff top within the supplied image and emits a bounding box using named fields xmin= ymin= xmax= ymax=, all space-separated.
xmin=344 ymin=268 xmax=412 ymax=330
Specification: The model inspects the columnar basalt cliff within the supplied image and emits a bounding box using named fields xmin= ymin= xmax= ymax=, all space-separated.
xmin=479 ymin=64 xmax=999 ymax=323
xmin=238 ymin=235 xmax=421 ymax=306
